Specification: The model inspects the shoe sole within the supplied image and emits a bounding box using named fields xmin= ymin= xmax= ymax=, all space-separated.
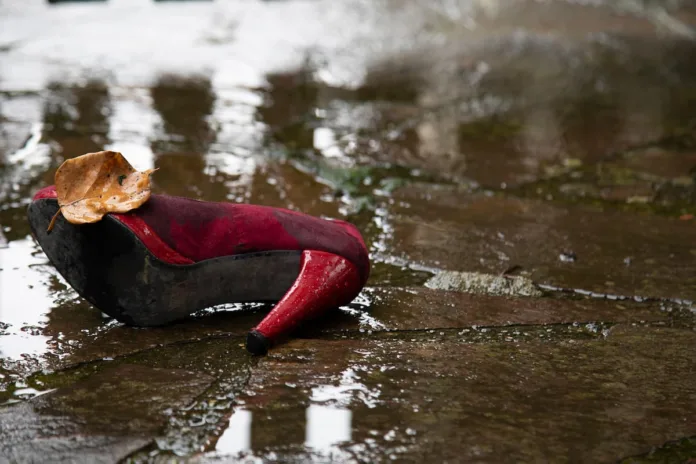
xmin=27 ymin=198 xmax=301 ymax=326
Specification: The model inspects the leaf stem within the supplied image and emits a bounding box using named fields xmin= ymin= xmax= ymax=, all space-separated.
xmin=47 ymin=208 xmax=62 ymax=232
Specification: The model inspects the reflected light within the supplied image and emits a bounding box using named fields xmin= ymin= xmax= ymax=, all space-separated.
xmin=214 ymin=404 xmax=353 ymax=458
xmin=313 ymin=127 xmax=342 ymax=158
xmin=305 ymin=404 xmax=352 ymax=453
xmin=105 ymin=88 xmax=159 ymax=171
xmin=104 ymin=141 xmax=155 ymax=172
xmin=0 ymin=238 xmax=52 ymax=359
xmin=216 ymin=408 xmax=252 ymax=455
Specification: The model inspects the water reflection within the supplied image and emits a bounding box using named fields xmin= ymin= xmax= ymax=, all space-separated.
xmin=1 ymin=122 xmax=52 ymax=213
xmin=215 ymin=404 xmax=353 ymax=458
xmin=43 ymin=80 xmax=110 ymax=158
xmin=0 ymin=80 xmax=125 ymax=363
xmin=215 ymin=408 xmax=252 ymax=456
xmin=47 ymin=0 xmax=107 ymax=4
xmin=104 ymin=86 xmax=159 ymax=172
xmin=150 ymin=74 xmax=215 ymax=153
xmin=313 ymin=127 xmax=342 ymax=159
xmin=305 ymin=404 xmax=352 ymax=455
xmin=149 ymin=74 xmax=230 ymax=200
xmin=258 ymin=70 xmax=319 ymax=151
xmin=0 ymin=94 xmax=44 ymax=162
xmin=213 ymin=363 xmax=381 ymax=459
xmin=0 ymin=81 xmax=119 ymax=363
xmin=0 ymin=239 xmax=52 ymax=359
xmin=311 ymin=367 xmax=380 ymax=408
xmin=209 ymin=86 xmax=264 ymax=155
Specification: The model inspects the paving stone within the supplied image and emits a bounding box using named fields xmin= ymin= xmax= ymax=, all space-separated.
xmin=332 ymin=286 xmax=683 ymax=333
xmin=0 ymin=364 xmax=213 ymax=463
xmin=387 ymin=187 xmax=696 ymax=301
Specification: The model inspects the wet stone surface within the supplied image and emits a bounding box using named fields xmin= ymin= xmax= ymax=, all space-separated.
xmin=1 ymin=0 xmax=696 ymax=462
xmin=388 ymin=187 xmax=696 ymax=301
xmin=202 ymin=327 xmax=696 ymax=463
xmin=327 ymin=286 xmax=693 ymax=333
xmin=0 ymin=364 xmax=213 ymax=463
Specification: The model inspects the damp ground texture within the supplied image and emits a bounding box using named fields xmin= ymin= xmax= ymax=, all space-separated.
xmin=1 ymin=0 xmax=695 ymax=463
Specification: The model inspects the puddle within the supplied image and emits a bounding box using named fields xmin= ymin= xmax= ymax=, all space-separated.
xmin=305 ymin=404 xmax=353 ymax=456
xmin=208 ymin=346 xmax=378 ymax=462
xmin=215 ymin=408 xmax=253 ymax=456
xmin=214 ymin=404 xmax=353 ymax=460
xmin=310 ymin=366 xmax=381 ymax=409
xmin=0 ymin=238 xmax=53 ymax=360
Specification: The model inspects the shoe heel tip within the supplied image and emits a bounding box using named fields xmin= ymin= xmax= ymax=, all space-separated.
xmin=246 ymin=330 xmax=269 ymax=356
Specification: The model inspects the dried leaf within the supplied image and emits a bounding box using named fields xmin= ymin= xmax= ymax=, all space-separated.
xmin=48 ymin=151 xmax=156 ymax=231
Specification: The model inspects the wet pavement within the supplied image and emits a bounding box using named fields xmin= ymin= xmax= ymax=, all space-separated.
xmin=1 ymin=0 xmax=696 ymax=462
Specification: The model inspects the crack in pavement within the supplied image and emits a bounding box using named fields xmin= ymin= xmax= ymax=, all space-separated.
xmin=539 ymin=283 xmax=696 ymax=308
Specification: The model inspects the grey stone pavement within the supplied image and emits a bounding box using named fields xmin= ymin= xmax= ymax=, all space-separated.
xmin=0 ymin=0 xmax=695 ymax=462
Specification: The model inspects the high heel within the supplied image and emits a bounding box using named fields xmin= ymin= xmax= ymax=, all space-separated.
xmin=247 ymin=250 xmax=362 ymax=355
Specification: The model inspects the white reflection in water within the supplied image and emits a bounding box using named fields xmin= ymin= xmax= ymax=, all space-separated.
xmin=104 ymin=140 xmax=155 ymax=172
xmin=206 ymin=152 xmax=256 ymax=179
xmin=214 ymin=403 xmax=353 ymax=458
xmin=216 ymin=408 xmax=253 ymax=456
xmin=5 ymin=123 xmax=51 ymax=173
xmin=105 ymin=87 xmax=159 ymax=172
xmin=305 ymin=404 xmax=352 ymax=453
xmin=311 ymin=367 xmax=380 ymax=408
xmin=212 ymin=61 xmax=266 ymax=90
xmin=313 ymin=127 xmax=343 ymax=159
xmin=213 ymin=359 xmax=381 ymax=458
xmin=210 ymin=86 xmax=265 ymax=154
xmin=0 ymin=238 xmax=52 ymax=359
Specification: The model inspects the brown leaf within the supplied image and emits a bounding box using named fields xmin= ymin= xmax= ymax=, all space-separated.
xmin=48 ymin=151 xmax=156 ymax=231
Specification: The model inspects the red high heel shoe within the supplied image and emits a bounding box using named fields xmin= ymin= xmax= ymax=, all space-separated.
xmin=27 ymin=186 xmax=370 ymax=355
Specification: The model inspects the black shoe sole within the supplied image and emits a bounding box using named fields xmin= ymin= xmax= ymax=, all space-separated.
xmin=27 ymin=199 xmax=301 ymax=326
